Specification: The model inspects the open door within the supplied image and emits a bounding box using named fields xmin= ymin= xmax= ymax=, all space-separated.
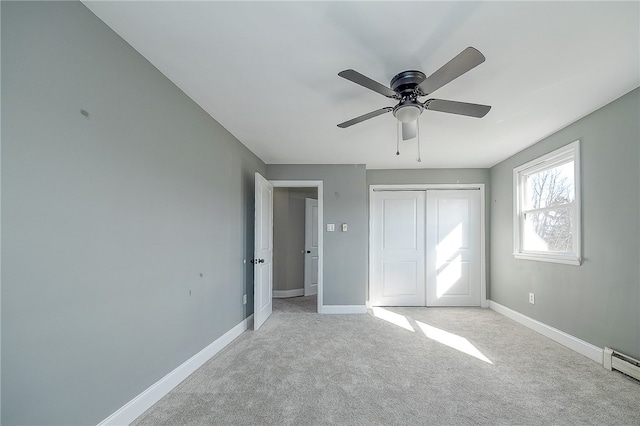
xmin=304 ymin=198 xmax=319 ymax=296
xmin=254 ymin=173 xmax=273 ymax=330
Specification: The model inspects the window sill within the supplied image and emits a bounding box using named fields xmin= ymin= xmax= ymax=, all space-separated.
xmin=513 ymin=252 xmax=581 ymax=266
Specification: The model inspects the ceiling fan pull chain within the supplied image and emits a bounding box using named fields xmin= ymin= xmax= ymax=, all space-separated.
xmin=396 ymin=120 xmax=401 ymax=155
xmin=416 ymin=119 xmax=422 ymax=163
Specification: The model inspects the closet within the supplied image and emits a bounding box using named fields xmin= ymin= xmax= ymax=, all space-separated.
xmin=370 ymin=188 xmax=482 ymax=307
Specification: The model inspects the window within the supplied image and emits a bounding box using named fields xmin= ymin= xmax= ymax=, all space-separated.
xmin=513 ymin=141 xmax=581 ymax=265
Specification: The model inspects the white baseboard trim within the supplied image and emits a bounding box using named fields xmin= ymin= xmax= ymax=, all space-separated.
xmin=489 ymin=301 xmax=602 ymax=364
xmin=98 ymin=314 xmax=253 ymax=426
xmin=273 ymin=288 xmax=304 ymax=298
xmin=320 ymin=305 xmax=368 ymax=314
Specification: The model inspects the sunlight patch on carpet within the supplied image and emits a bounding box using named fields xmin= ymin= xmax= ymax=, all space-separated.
xmin=416 ymin=320 xmax=493 ymax=364
xmin=372 ymin=307 xmax=415 ymax=332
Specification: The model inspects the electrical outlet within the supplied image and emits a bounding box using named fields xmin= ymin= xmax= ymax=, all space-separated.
xmin=243 ymin=294 xmax=247 ymax=305
xmin=529 ymin=292 xmax=535 ymax=304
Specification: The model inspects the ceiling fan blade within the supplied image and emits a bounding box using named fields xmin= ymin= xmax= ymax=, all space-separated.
xmin=337 ymin=107 xmax=393 ymax=128
xmin=338 ymin=69 xmax=399 ymax=99
xmin=416 ymin=47 xmax=486 ymax=96
xmin=425 ymin=99 xmax=491 ymax=118
xmin=402 ymin=121 xmax=417 ymax=140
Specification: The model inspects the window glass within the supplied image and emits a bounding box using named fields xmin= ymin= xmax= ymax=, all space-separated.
xmin=524 ymin=161 xmax=574 ymax=210
xmin=523 ymin=209 xmax=573 ymax=252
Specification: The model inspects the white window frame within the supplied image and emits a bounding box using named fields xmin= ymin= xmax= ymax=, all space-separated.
xmin=513 ymin=140 xmax=581 ymax=265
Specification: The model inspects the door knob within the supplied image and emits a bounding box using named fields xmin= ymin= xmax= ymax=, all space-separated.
xmin=306 ymin=251 xmax=311 ymax=254
xmin=258 ymin=259 xmax=265 ymax=264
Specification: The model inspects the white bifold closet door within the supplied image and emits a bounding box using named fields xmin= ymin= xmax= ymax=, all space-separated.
xmin=370 ymin=189 xmax=480 ymax=307
xmin=370 ymin=191 xmax=426 ymax=306
xmin=425 ymin=190 xmax=480 ymax=306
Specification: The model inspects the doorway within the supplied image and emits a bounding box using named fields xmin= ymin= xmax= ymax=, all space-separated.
xmin=271 ymin=180 xmax=323 ymax=314
xmin=369 ymin=184 xmax=486 ymax=307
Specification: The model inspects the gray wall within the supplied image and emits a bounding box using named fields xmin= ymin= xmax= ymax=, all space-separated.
xmin=490 ymin=87 xmax=640 ymax=359
xmin=267 ymin=165 xmax=368 ymax=305
xmin=367 ymin=168 xmax=492 ymax=298
xmin=1 ymin=2 xmax=265 ymax=425
xmin=273 ymin=188 xmax=317 ymax=292
xmin=367 ymin=168 xmax=490 ymax=186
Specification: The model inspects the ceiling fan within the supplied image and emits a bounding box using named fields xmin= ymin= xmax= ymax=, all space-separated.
xmin=337 ymin=47 xmax=491 ymax=142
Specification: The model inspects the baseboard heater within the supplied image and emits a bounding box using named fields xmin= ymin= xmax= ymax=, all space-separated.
xmin=604 ymin=347 xmax=640 ymax=381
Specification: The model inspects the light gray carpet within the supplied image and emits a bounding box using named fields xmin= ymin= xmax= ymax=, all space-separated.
xmin=272 ymin=294 xmax=318 ymax=313
xmin=132 ymin=297 xmax=640 ymax=425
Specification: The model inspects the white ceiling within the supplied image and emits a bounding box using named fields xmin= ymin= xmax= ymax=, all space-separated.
xmin=84 ymin=1 xmax=639 ymax=169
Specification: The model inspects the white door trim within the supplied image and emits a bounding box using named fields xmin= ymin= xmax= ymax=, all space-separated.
xmin=369 ymin=184 xmax=488 ymax=308
xmin=271 ymin=180 xmax=324 ymax=313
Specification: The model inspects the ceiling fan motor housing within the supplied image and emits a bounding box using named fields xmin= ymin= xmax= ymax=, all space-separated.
xmin=390 ymin=70 xmax=427 ymax=96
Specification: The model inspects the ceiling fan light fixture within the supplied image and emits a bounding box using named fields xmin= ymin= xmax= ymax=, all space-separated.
xmin=394 ymin=105 xmax=421 ymax=123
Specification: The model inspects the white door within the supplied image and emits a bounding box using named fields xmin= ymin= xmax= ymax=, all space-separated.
xmin=254 ymin=173 xmax=273 ymax=330
xmin=370 ymin=191 xmax=426 ymax=306
xmin=304 ymin=198 xmax=319 ymax=296
xmin=426 ymin=190 xmax=481 ymax=306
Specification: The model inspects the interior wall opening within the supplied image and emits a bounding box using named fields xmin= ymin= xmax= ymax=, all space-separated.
xmin=271 ymin=183 xmax=322 ymax=313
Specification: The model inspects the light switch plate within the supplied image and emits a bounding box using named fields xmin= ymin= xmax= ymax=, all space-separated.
xmin=327 ymin=223 xmax=335 ymax=232
xmin=342 ymin=223 xmax=348 ymax=232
